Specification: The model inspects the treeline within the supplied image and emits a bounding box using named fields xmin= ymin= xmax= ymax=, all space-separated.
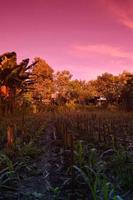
xmin=30 ymin=57 xmax=133 ymax=111
xmin=0 ymin=52 xmax=133 ymax=115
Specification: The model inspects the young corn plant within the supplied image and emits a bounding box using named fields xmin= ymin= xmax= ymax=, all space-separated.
xmin=73 ymin=165 xmax=124 ymax=200
xmin=0 ymin=153 xmax=17 ymax=190
xmin=74 ymin=140 xmax=85 ymax=167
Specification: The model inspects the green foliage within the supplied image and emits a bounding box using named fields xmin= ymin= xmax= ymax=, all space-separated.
xmin=20 ymin=142 xmax=41 ymax=158
xmin=0 ymin=153 xmax=18 ymax=191
xmin=0 ymin=153 xmax=14 ymax=171
xmin=54 ymin=110 xmax=133 ymax=198
xmin=74 ymin=141 xmax=85 ymax=167
xmin=50 ymin=187 xmax=61 ymax=200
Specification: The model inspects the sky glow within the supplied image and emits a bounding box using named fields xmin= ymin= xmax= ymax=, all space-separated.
xmin=0 ymin=0 xmax=133 ymax=80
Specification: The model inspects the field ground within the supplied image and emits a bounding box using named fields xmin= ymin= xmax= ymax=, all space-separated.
xmin=0 ymin=110 xmax=133 ymax=200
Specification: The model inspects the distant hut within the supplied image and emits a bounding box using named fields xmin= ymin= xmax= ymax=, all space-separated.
xmin=97 ymin=96 xmax=107 ymax=106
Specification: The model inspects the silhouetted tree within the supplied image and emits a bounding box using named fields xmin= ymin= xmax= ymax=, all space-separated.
xmin=0 ymin=52 xmax=37 ymax=146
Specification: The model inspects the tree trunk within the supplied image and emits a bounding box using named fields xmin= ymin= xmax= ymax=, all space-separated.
xmin=6 ymin=88 xmax=16 ymax=147
xmin=7 ymin=124 xmax=14 ymax=147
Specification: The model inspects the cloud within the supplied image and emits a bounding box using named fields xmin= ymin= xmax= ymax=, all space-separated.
xmin=72 ymin=44 xmax=133 ymax=60
xmin=103 ymin=0 xmax=133 ymax=30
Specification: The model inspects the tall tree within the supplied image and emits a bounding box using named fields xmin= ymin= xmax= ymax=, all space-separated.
xmin=32 ymin=58 xmax=54 ymax=110
xmin=54 ymin=70 xmax=72 ymax=94
xmin=0 ymin=52 xmax=37 ymax=146
xmin=54 ymin=70 xmax=72 ymax=104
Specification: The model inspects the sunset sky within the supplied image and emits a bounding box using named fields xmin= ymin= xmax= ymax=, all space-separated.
xmin=0 ymin=0 xmax=133 ymax=80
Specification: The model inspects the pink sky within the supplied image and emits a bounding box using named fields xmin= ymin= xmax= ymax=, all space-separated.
xmin=0 ymin=0 xmax=133 ymax=80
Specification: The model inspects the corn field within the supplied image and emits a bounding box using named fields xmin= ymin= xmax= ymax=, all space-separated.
xmin=0 ymin=110 xmax=133 ymax=199
xmin=53 ymin=110 xmax=133 ymax=199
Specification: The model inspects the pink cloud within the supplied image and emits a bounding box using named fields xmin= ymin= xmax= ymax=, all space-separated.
xmin=72 ymin=44 xmax=133 ymax=60
xmin=103 ymin=0 xmax=133 ymax=30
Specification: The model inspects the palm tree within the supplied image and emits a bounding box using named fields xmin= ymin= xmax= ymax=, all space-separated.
xmin=0 ymin=52 xmax=37 ymax=146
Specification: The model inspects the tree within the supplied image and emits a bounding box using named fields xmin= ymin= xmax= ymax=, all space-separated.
xmin=32 ymin=58 xmax=54 ymax=110
xmin=54 ymin=70 xmax=72 ymax=104
xmin=0 ymin=52 xmax=37 ymax=146
xmin=68 ymin=79 xmax=83 ymax=100
xmin=120 ymin=74 xmax=133 ymax=111
xmin=95 ymin=73 xmax=120 ymax=103
xmin=54 ymin=70 xmax=72 ymax=93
